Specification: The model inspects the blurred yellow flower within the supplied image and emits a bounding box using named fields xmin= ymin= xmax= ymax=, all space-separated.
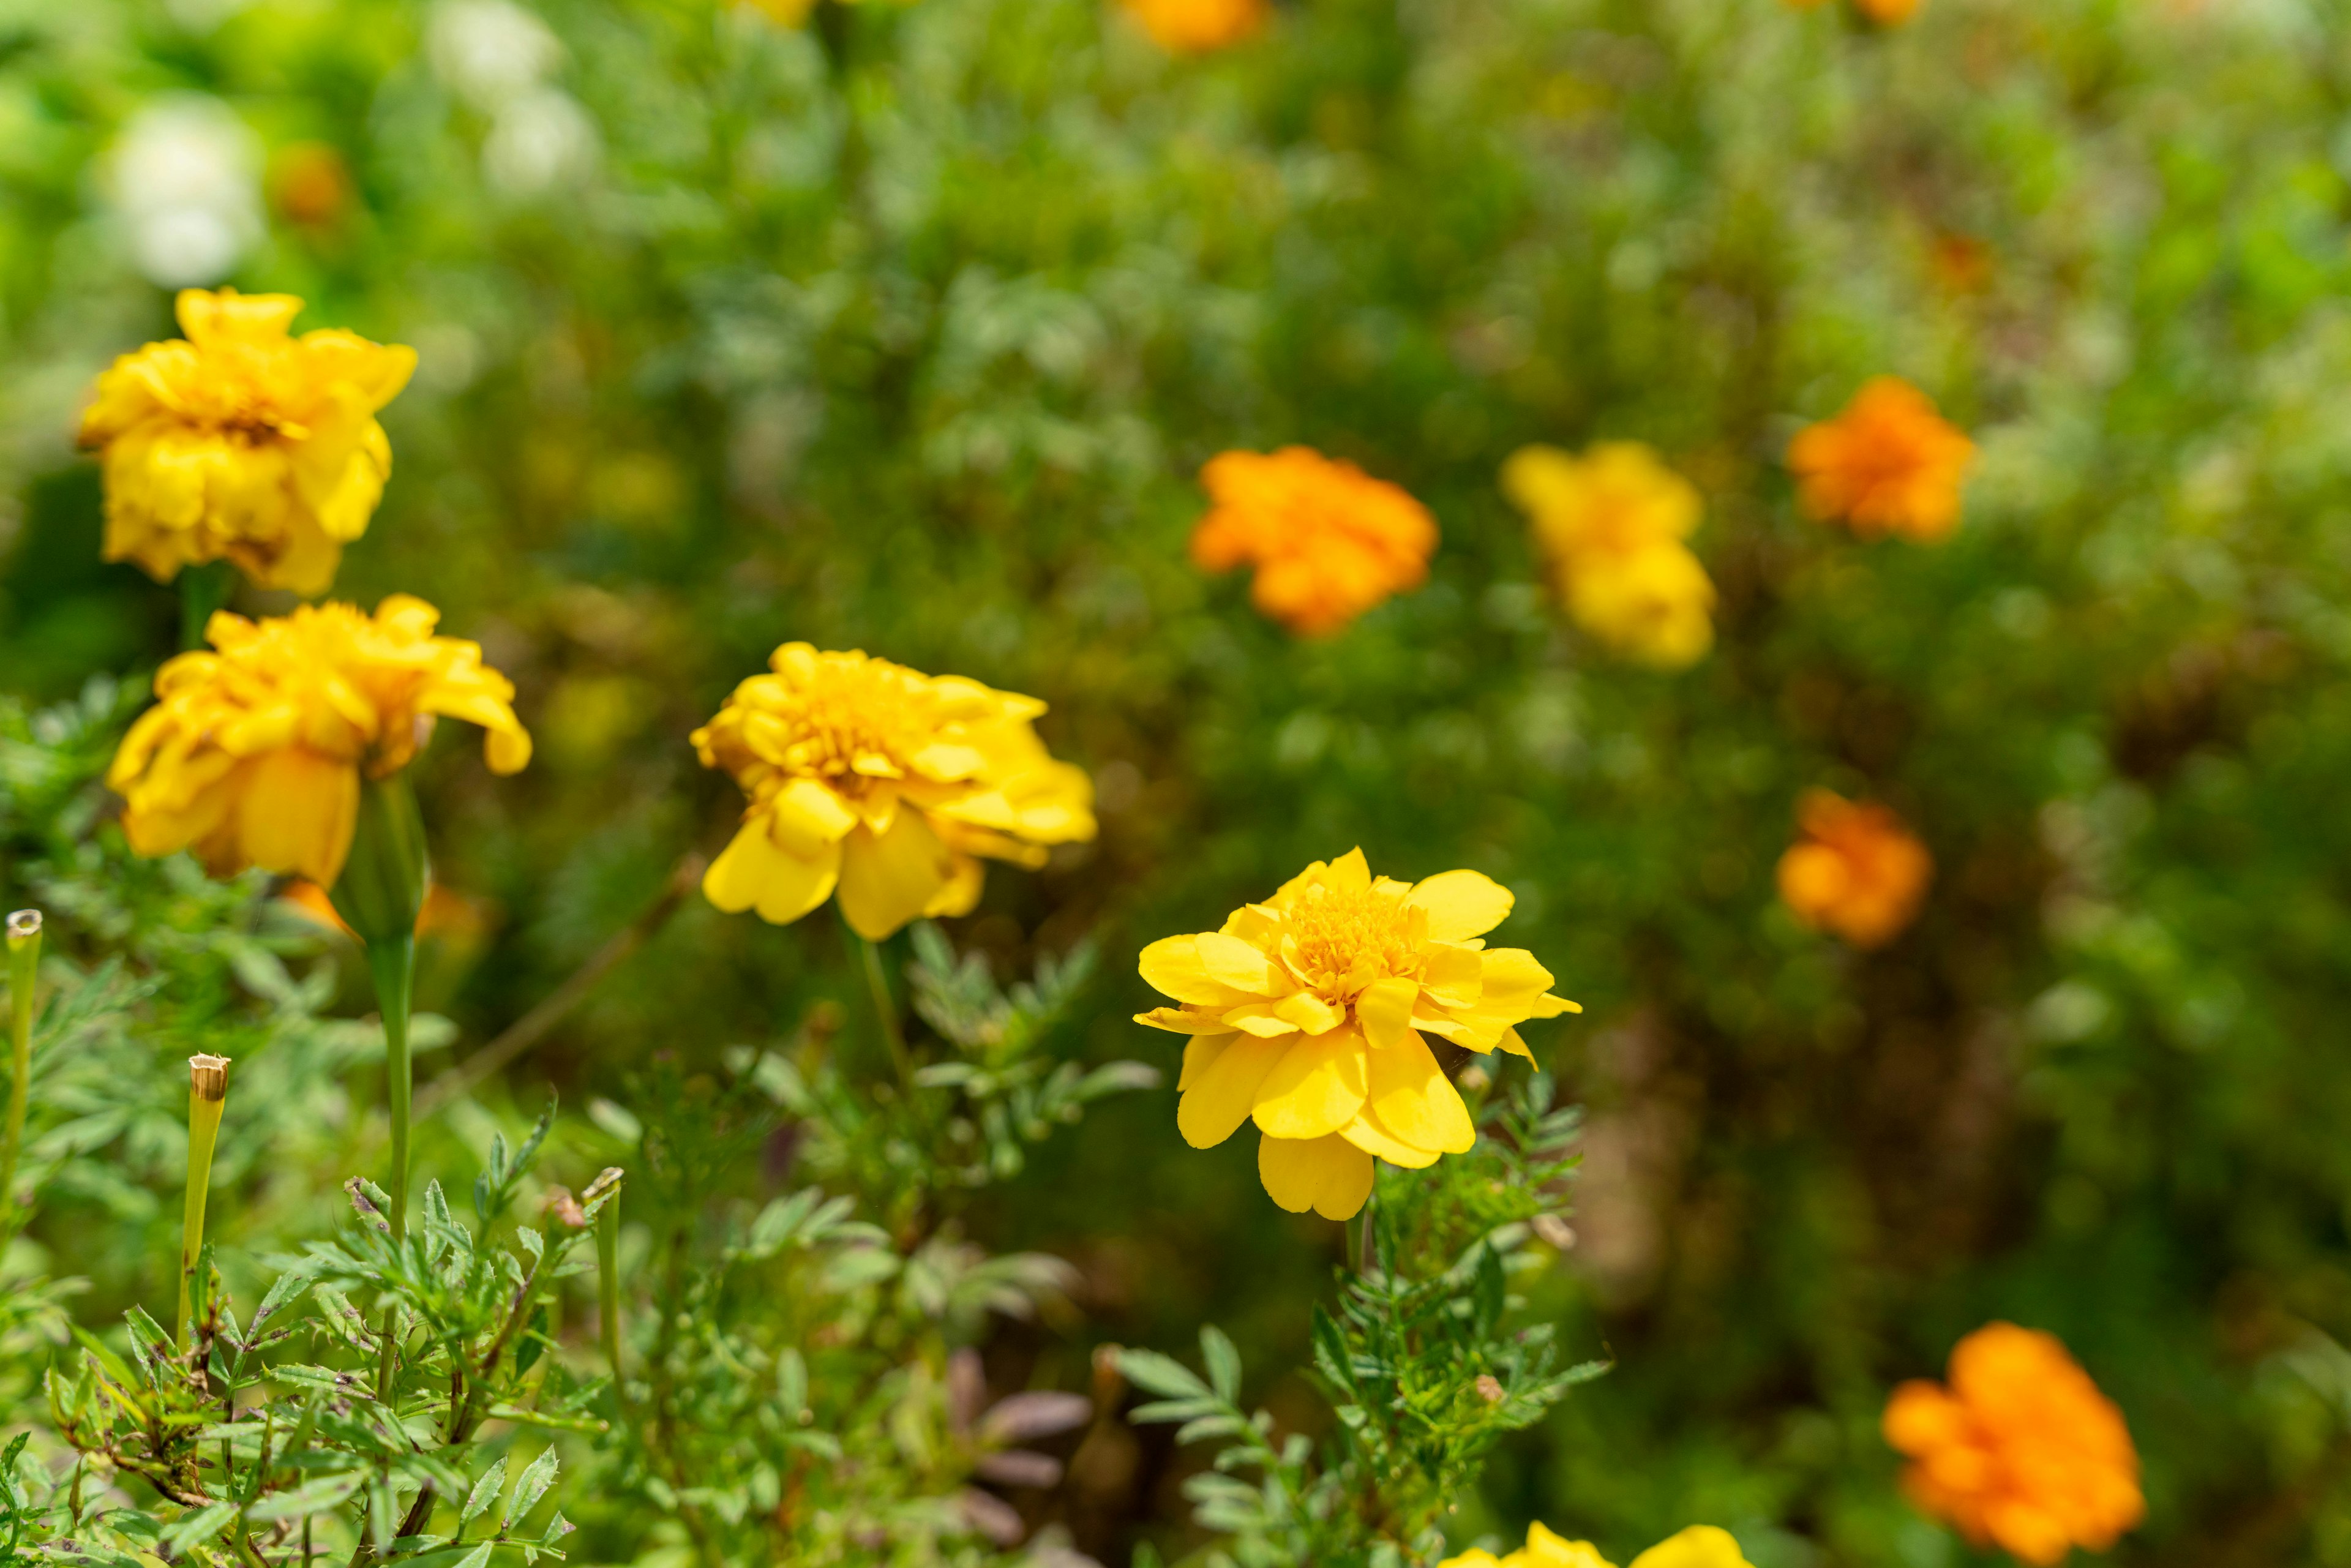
xmin=1136 ymin=849 xmax=1578 ymax=1220
xmin=107 ymin=597 xmax=531 ymax=887
xmin=1787 ymin=377 xmax=1973 ymax=542
xmin=79 ymin=288 xmax=416 ymax=595
xmin=1884 ymin=1323 xmax=2143 ymax=1565
xmin=1442 ymin=1522 xmax=1754 ymax=1568
xmin=1775 ymin=789 xmax=1932 ymax=948
xmin=1191 ymin=448 xmax=1438 ymax=637
xmin=693 ymin=644 xmax=1095 ymax=941
xmin=1502 ymin=442 xmax=1715 ymax=668
xmin=1122 ymin=0 xmax=1265 ymax=51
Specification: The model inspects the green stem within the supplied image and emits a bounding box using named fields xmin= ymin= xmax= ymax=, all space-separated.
xmin=178 ymin=561 xmax=234 ymax=652
xmin=855 ymin=934 xmax=915 ymax=1096
xmin=366 ymin=934 xmax=418 ymax=1245
xmin=2 ymin=910 xmax=42 ymax=1230
xmin=598 ymin=1188 xmax=626 ymax=1401
xmin=181 ymin=1058 xmax=229 ymax=1351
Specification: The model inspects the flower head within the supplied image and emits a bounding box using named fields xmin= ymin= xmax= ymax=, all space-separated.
xmin=1191 ymin=448 xmax=1438 ymax=636
xmin=1775 ymin=790 xmax=1932 ymax=948
xmin=1121 ymin=0 xmax=1266 ymax=51
xmin=1884 ymin=1323 xmax=2143 ymax=1564
xmin=80 ymin=289 xmax=416 ymax=595
xmin=107 ymin=596 xmax=531 ymax=887
xmin=1787 ymin=377 xmax=1973 ymax=542
xmin=693 ymin=644 xmax=1095 ymax=941
xmin=1136 ymin=850 xmax=1578 ymax=1220
xmin=1503 ymin=443 xmax=1716 ymax=667
xmin=1442 ymin=1523 xmax=1755 ymax=1568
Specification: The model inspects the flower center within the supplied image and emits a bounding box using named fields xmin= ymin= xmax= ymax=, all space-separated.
xmin=1283 ymin=883 xmax=1413 ymax=996
xmin=776 ymin=663 xmax=929 ymax=788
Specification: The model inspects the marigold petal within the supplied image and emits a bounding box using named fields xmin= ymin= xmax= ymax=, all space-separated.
xmin=1624 ymin=1526 xmax=1753 ymax=1568
xmin=236 ymin=748 xmax=359 ymax=886
xmin=1256 ymin=1133 xmax=1373 ymax=1220
xmin=1356 ymin=975 xmax=1419 ymax=1051
xmin=1405 ymin=869 xmax=1515 ymax=942
xmin=1140 ymin=934 xmax=1250 ymax=1006
xmin=1365 ymin=1030 xmax=1474 ymax=1154
xmin=1138 ymin=1007 xmax=1239 ymax=1037
xmin=1274 ymin=991 xmax=1346 ymax=1033
xmin=1177 ymin=1032 xmax=1231 ymax=1090
xmin=1525 ymin=1523 xmax=1617 ymax=1568
xmin=1220 ymin=1003 xmax=1302 ymax=1039
xmin=1179 ymin=1037 xmax=1282 ymax=1149
xmin=1324 ymin=847 xmax=1371 ymax=895
xmin=771 ymin=776 xmax=860 ymax=855
xmin=1196 ymin=929 xmax=1283 ymax=994
xmin=837 ymin=809 xmax=957 ymax=940
xmin=703 ymin=821 xmax=841 ymax=926
xmin=1251 ymin=1024 xmax=1368 ymax=1140
xmin=1337 ymin=1101 xmax=1441 ymax=1169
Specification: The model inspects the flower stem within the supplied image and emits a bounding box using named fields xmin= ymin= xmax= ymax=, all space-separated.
xmin=855 ymin=934 xmax=915 ymax=1096
xmin=366 ymin=932 xmax=418 ymax=1245
xmin=181 ymin=1056 xmax=230 ymax=1351
xmin=2 ymin=910 xmax=42 ymax=1230
xmin=597 ymin=1185 xmax=628 ymax=1407
xmin=178 ymin=561 xmax=233 ymax=652
xmin=1355 ymin=1191 xmax=1378 ymax=1277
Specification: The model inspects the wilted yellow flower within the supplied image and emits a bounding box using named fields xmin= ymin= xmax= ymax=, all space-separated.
xmin=1775 ymin=789 xmax=1932 ymax=948
xmin=1884 ymin=1324 xmax=2143 ymax=1564
xmin=1502 ymin=443 xmax=1715 ymax=668
xmin=1787 ymin=377 xmax=1973 ymax=542
xmin=1136 ymin=849 xmax=1578 ymax=1221
xmin=693 ymin=644 xmax=1095 ymax=942
xmin=1122 ymin=0 xmax=1265 ymax=51
xmin=1191 ymin=448 xmax=1438 ymax=637
xmin=107 ymin=597 xmax=531 ymax=887
xmin=79 ymin=289 xmax=417 ymax=595
xmin=1442 ymin=1522 xmax=1755 ymax=1568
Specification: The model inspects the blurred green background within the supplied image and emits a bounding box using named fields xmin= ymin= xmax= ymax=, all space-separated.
xmin=7 ymin=0 xmax=2351 ymax=1561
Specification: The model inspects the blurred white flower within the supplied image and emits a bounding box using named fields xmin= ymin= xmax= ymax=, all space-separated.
xmin=429 ymin=0 xmax=563 ymax=110
xmin=105 ymin=97 xmax=263 ymax=288
xmin=483 ymin=88 xmax=599 ymax=198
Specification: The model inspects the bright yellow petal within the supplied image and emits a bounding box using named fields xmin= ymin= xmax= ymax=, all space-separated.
xmin=1526 ymin=1524 xmax=1618 ymax=1568
xmin=836 ymin=809 xmax=956 ymax=940
xmin=1138 ymin=1007 xmax=1239 ymax=1037
xmin=1355 ymin=975 xmax=1419 ymax=1051
xmin=703 ymin=819 xmax=841 ymax=926
xmin=1324 ymin=847 xmax=1371 ymax=895
xmin=1179 ymin=1036 xmax=1282 ymax=1148
xmin=1337 ymin=1103 xmax=1441 ymax=1169
xmin=1257 ymin=1133 xmax=1374 ymax=1220
xmin=1625 ymin=1528 xmax=1752 ymax=1568
xmin=1476 ymin=947 xmax=1557 ymax=1000
xmin=770 ymin=776 xmax=860 ymax=855
xmin=1273 ymin=991 xmax=1346 ymax=1034
xmin=1220 ymin=1003 xmax=1303 ymax=1039
xmin=1195 ymin=929 xmax=1282 ymax=994
xmin=238 ymin=748 xmax=358 ymax=885
xmin=1365 ymin=1030 xmax=1474 ymax=1154
xmin=1177 ymin=1032 xmax=1231 ymax=1090
xmin=1140 ymin=934 xmax=1251 ymax=1006
xmin=1251 ymin=1024 xmax=1369 ymax=1141
xmin=1406 ymin=869 xmax=1515 ymax=942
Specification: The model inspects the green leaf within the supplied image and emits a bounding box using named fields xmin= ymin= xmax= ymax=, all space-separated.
xmin=461 ymin=1455 xmax=509 ymax=1529
xmin=160 ymin=1501 xmax=238 ymax=1552
xmin=1199 ymin=1325 xmax=1242 ymax=1403
xmin=247 ymin=1468 xmax=367 ymax=1521
xmin=505 ymin=1447 xmax=560 ymax=1531
xmin=1114 ymin=1348 xmax=1210 ymax=1400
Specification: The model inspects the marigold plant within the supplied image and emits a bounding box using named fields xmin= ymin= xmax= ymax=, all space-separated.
xmin=1884 ymin=1323 xmax=2144 ymax=1564
xmin=1502 ymin=442 xmax=1716 ymax=668
xmin=1136 ymin=848 xmax=1577 ymax=1219
xmin=1774 ymin=789 xmax=1932 ymax=948
xmin=1443 ymin=1522 xmax=1755 ymax=1568
xmin=78 ymin=288 xmax=416 ymax=595
xmin=105 ymin=596 xmax=530 ymax=887
xmin=1786 ymin=376 xmax=1973 ymax=542
xmin=1120 ymin=0 xmax=1265 ymax=51
xmin=692 ymin=642 xmax=1095 ymax=940
xmin=1190 ymin=447 xmax=1438 ymax=636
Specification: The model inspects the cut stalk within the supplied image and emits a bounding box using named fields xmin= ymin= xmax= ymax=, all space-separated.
xmin=181 ymin=1054 xmax=231 ymax=1350
xmin=2 ymin=909 xmax=42 ymax=1227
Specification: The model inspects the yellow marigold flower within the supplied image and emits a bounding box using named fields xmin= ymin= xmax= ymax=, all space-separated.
xmin=693 ymin=644 xmax=1095 ymax=942
xmin=1442 ymin=1522 xmax=1755 ymax=1568
xmin=1775 ymin=789 xmax=1932 ymax=948
xmin=1883 ymin=1323 xmax=2143 ymax=1565
xmin=1190 ymin=448 xmax=1438 ymax=637
xmin=107 ymin=597 xmax=531 ymax=887
xmin=1502 ymin=443 xmax=1716 ymax=668
xmin=1136 ymin=849 xmax=1578 ymax=1221
xmin=1787 ymin=377 xmax=1973 ymax=542
xmin=1121 ymin=0 xmax=1265 ymax=51
xmin=78 ymin=289 xmax=417 ymax=595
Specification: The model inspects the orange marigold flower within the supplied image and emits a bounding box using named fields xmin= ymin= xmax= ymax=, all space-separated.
xmin=1502 ymin=442 xmax=1716 ymax=669
xmin=1191 ymin=448 xmax=1438 ymax=636
xmin=1787 ymin=377 xmax=1973 ymax=542
xmin=1884 ymin=1324 xmax=2143 ymax=1564
xmin=1775 ymin=789 xmax=1931 ymax=948
xmin=1121 ymin=0 xmax=1265 ymax=51
xmin=1855 ymin=0 xmax=1924 ymax=21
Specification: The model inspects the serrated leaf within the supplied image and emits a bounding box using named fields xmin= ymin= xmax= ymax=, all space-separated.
xmin=247 ymin=1468 xmax=367 ymax=1521
xmin=505 ymin=1447 xmax=559 ymax=1530
xmin=461 ymin=1455 xmax=509 ymax=1529
xmin=249 ymin=1261 xmax=319 ymax=1337
xmin=160 ymin=1501 xmax=238 ymax=1551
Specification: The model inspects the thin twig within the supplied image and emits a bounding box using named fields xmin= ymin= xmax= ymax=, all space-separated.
xmin=416 ymin=852 xmax=704 ymax=1120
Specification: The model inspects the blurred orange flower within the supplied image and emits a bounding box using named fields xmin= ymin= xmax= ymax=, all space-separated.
xmin=1122 ymin=0 xmax=1265 ymax=51
xmin=1502 ymin=442 xmax=1715 ymax=669
xmin=1775 ymin=789 xmax=1931 ymax=947
xmin=271 ymin=143 xmax=353 ymax=229
xmin=281 ymin=878 xmax=486 ymax=943
xmin=1884 ymin=1323 xmax=2143 ymax=1564
xmin=1854 ymin=0 xmax=1924 ymax=20
xmin=1191 ymin=448 xmax=1438 ymax=636
xmin=1787 ymin=377 xmax=1973 ymax=542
